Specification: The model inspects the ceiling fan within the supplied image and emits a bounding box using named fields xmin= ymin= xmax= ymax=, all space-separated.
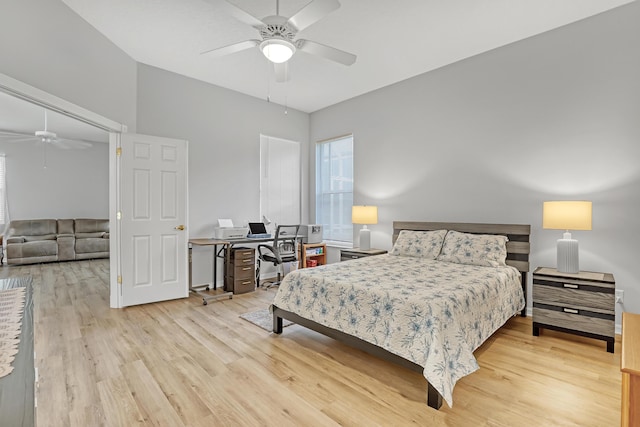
xmin=0 ymin=109 xmax=93 ymax=168
xmin=0 ymin=109 xmax=93 ymax=150
xmin=202 ymin=0 xmax=357 ymax=82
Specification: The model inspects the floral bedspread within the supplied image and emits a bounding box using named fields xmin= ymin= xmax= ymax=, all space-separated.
xmin=271 ymin=254 xmax=525 ymax=407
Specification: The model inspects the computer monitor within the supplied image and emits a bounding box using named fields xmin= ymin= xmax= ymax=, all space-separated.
xmin=248 ymin=222 xmax=268 ymax=235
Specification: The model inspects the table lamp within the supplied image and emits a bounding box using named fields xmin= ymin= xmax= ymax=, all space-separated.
xmin=543 ymin=201 xmax=592 ymax=273
xmin=352 ymin=205 xmax=378 ymax=251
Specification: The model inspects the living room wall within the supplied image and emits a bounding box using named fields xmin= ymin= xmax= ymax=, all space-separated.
xmin=0 ymin=139 xmax=109 ymax=220
xmin=309 ymin=2 xmax=640 ymax=326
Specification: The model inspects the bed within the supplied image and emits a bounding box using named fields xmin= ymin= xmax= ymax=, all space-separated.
xmin=271 ymin=221 xmax=530 ymax=409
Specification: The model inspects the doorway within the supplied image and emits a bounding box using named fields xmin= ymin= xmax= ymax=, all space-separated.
xmin=0 ymin=72 xmax=124 ymax=306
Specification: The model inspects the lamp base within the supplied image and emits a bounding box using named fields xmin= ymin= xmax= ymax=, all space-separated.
xmin=557 ymin=235 xmax=579 ymax=274
xmin=359 ymin=226 xmax=371 ymax=251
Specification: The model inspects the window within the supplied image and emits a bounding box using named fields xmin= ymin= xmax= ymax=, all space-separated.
xmin=316 ymin=135 xmax=353 ymax=243
xmin=260 ymin=135 xmax=301 ymax=227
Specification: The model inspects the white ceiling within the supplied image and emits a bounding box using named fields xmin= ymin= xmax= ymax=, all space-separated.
xmin=0 ymin=0 xmax=634 ymax=142
xmin=61 ymin=0 xmax=634 ymax=113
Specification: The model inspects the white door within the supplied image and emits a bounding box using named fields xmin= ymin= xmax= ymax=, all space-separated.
xmin=119 ymin=133 xmax=188 ymax=306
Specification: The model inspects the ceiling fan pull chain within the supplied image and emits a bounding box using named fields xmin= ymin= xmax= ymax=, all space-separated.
xmin=42 ymin=141 xmax=48 ymax=169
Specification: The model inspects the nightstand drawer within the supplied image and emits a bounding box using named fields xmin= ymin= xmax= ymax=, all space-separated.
xmin=533 ymin=305 xmax=614 ymax=337
xmin=532 ymin=282 xmax=614 ymax=313
xmin=340 ymin=248 xmax=387 ymax=261
xmin=341 ymin=253 xmax=363 ymax=261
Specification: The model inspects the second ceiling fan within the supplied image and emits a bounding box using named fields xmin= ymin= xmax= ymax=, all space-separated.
xmin=202 ymin=0 xmax=357 ymax=82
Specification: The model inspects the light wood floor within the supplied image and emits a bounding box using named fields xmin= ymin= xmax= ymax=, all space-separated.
xmin=1 ymin=260 xmax=622 ymax=426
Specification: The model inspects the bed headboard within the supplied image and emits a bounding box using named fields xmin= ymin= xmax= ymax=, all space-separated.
xmin=392 ymin=221 xmax=531 ymax=273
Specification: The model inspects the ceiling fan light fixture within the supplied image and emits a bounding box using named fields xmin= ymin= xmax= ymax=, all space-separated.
xmin=260 ymin=38 xmax=295 ymax=63
xmin=35 ymin=130 xmax=56 ymax=143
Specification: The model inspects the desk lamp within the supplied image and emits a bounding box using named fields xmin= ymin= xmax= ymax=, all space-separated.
xmin=543 ymin=201 xmax=592 ymax=273
xmin=352 ymin=205 xmax=378 ymax=251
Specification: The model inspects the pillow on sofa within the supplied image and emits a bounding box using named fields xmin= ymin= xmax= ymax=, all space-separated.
xmin=437 ymin=230 xmax=508 ymax=267
xmin=390 ymin=229 xmax=447 ymax=259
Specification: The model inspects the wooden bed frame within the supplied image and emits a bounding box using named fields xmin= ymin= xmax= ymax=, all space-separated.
xmin=272 ymin=221 xmax=531 ymax=410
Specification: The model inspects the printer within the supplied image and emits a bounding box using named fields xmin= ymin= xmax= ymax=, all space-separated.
xmin=214 ymin=219 xmax=248 ymax=239
xmin=299 ymin=224 xmax=322 ymax=244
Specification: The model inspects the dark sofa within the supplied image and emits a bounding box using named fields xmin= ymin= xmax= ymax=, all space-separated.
xmin=5 ymin=218 xmax=109 ymax=265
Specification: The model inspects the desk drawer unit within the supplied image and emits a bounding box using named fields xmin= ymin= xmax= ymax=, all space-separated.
xmin=532 ymin=267 xmax=615 ymax=353
xmin=225 ymin=247 xmax=256 ymax=294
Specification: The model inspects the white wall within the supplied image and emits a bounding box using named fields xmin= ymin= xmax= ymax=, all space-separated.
xmin=0 ymin=0 xmax=137 ymax=131
xmin=309 ymin=2 xmax=640 ymax=325
xmin=0 ymin=141 xmax=109 ymax=219
xmin=136 ymin=64 xmax=310 ymax=284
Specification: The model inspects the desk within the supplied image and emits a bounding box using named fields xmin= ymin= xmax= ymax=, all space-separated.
xmin=189 ymin=236 xmax=287 ymax=305
xmin=189 ymin=238 xmax=232 ymax=305
xmin=190 ymin=235 xmax=306 ymax=304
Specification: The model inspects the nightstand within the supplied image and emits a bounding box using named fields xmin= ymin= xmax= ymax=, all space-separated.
xmin=532 ymin=267 xmax=615 ymax=353
xmin=340 ymin=248 xmax=387 ymax=261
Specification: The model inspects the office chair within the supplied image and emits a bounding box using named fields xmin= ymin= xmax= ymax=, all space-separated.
xmin=256 ymin=224 xmax=300 ymax=289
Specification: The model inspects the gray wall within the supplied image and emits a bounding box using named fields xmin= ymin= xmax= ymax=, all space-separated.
xmin=0 ymin=141 xmax=109 ymax=219
xmin=0 ymin=0 xmax=137 ymax=130
xmin=309 ymin=2 xmax=640 ymax=325
xmin=136 ymin=64 xmax=310 ymax=284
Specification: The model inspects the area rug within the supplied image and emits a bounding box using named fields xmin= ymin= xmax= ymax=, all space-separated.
xmin=240 ymin=308 xmax=293 ymax=332
xmin=0 ymin=286 xmax=26 ymax=379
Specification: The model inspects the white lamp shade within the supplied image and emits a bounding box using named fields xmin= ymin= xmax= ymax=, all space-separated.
xmin=543 ymin=201 xmax=592 ymax=230
xmin=261 ymin=39 xmax=295 ymax=63
xmin=352 ymin=205 xmax=378 ymax=225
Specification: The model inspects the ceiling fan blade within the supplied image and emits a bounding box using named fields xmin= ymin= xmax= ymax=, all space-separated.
xmin=0 ymin=130 xmax=37 ymax=143
xmin=1 ymin=136 xmax=38 ymax=144
xmin=0 ymin=130 xmax=29 ymax=138
xmin=274 ymin=62 xmax=289 ymax=83
xmin=205 ymin=0 xmax=265 ymax=29
xmin=297 ymin=39 xmax=356 ymax=66
xmin=201 ymin=39 xmax=259 ymax=57
xmin=55 ymin=138 xmax=93 ymax=149
xmin=287 ymin=0 xmax=340 ymax=32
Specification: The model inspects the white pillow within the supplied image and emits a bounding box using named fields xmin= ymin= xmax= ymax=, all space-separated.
xmin=390 ymin=229 xmax=447 ymax=259
xmin=437 ymin=230 xmax=508 ymax=267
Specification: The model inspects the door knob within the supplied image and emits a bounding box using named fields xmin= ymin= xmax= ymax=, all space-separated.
xmin=175 ymin=225 xmax=185 ymax=230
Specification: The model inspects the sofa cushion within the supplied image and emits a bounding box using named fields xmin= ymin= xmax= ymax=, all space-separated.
xmin=24 ymin=234 xmax=57 ymax=242
xmin=76 ymin=238 xmax=109 ymax=254
xmin=76 ymin=232 xmax=106 ymax=239
xmin=57 ymin=219 xmax=75 ymax=235
xmin=75 ymin=219 xmax=109 ymax=234
xmin=8 ymin=219 xmax=57 ymax=237
xmin=20 ymin=241 xmax=58 ymax=258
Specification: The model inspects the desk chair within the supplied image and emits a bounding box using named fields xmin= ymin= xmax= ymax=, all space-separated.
xmin=256 ymin=224 xmax=300 ymax=289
